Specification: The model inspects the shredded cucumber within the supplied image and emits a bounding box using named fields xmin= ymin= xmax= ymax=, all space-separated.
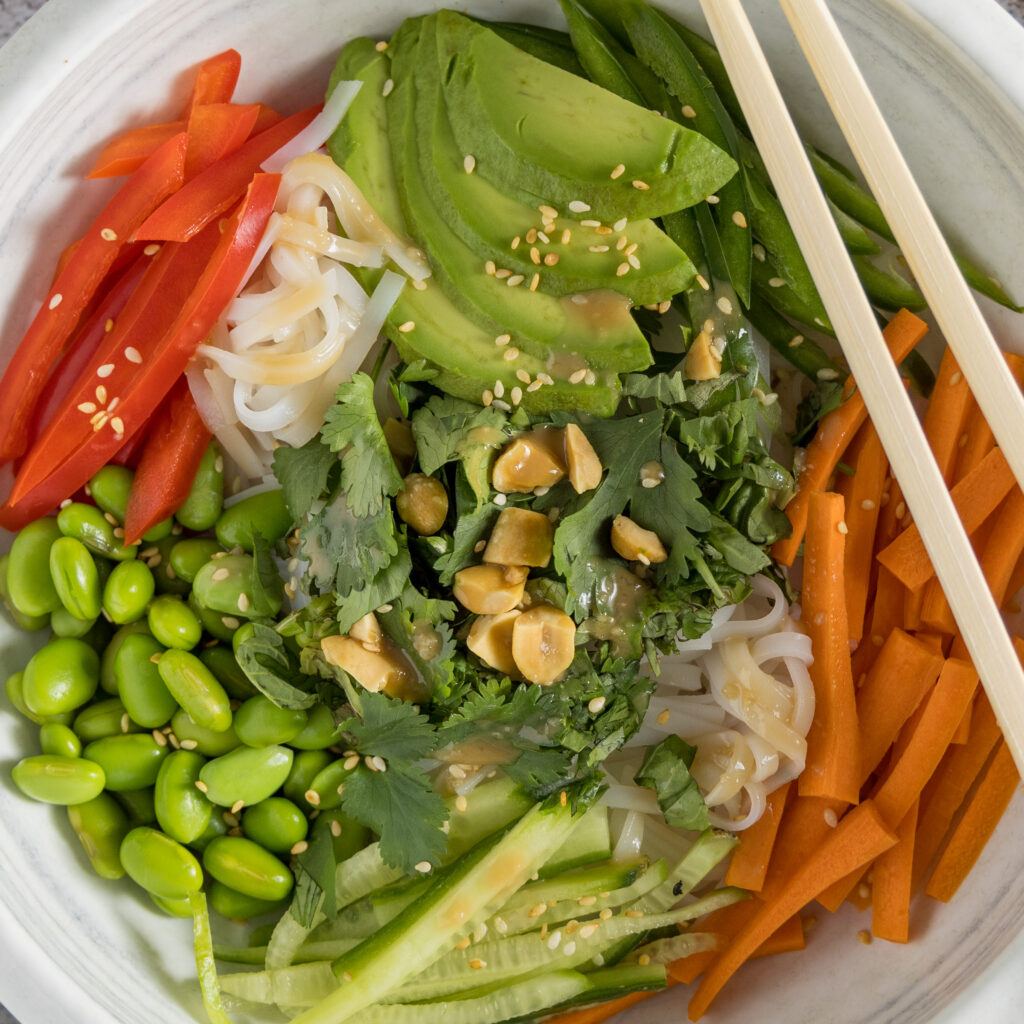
xmin=638 ymin=828 xmax=738 ymax=913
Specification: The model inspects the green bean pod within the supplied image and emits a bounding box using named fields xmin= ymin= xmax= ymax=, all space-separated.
xmin=170 ymin=538 xmax=224 ymax=584
xmin=215 ymin=490 xmax=291 ymax=552
xmin=198 ymin=745 xmax=294 ymax=809
xmin=40 ymin=722 xmax=83 ymax=759
xmin=67 ymin=793 xmax=131 ymax=879
xmin=283 ymin=749 xmax=332 ymax=808
xmin=57 ymin=503 xmax=137 ymax=561
xmin=147 ymin=595 xmax=202 ymax=651
xmin=82 ymin=733 xmax=169 ymax=790
xmin=175 ymin=442 xmax=225 ymax=532
xmin=158 ymin=649 xmax=232 ymax=731
xmin=12 ymin=755 xmax=106 ymax=805
xmin=114 ymin=632 xmax=178 ymax=728
xmin=119 ymin=826 xmax=204 ymax=899
xmin=233 ymin=695 xmax=308 ymax=748
xmin=22 ymin=638 xmax=99 ymax=718
xmin=242 ymin=797 xmax=308 ymax=855
xmin=852 ymin=255 xmax=926 ymax=312
xmin=171 ymin=709 xmax=241 ymax=757
xmin=202 ymin=835 xmax=294 ymax=902
xmin=48 ymin=536 xmax=102 ymax=621
xmin=6 ymin=518 xmax=63 ymax=617
xmin=72 ymin=697 xmax=139 ymax=743
xmin=154 ymin=749 xmax=213 ymax=844
xmin=0 ymin=553 xmax=50 ymax=631
xmin=208 ymin=880 xmax=287 ymax=921
xmin=103 ymin=560 xmax=156 ymax=625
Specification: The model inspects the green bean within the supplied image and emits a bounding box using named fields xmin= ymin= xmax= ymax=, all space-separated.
xmin=158 ymin=649 xmax=232 ymax=731
xmin=89 ymin=465 xmax=134 ymax=523
xmin=48 ymin=536 xmax=102 ymax=621
xmin=558 ymin=0 xmax=644 ymax=104
xmin=193 ymin=554 xmax=277 ymax=620
xmin=147 ymin=595 xmax=202 ymax=650
xmin=208 ymin=880 xmax=287 ymax=921
xmin=6 ymin=672 xmax=43 ymax=724
xmin=12 ymin=755 xmax=106 ymax=804
xmin=50 ymin=607 xmax=99 ymax=639
xmin=67 ymin=793 xmax=131 ymax=879
xmin=752 ymin=256 xmax=834 ymax=334
xmin=215 ymin=490 xmax=291 ymax=553
xmin=234 ymin=695 xmax=308 ymax=748
xmin=57 ymin=503 xmax=137 ymax=561
xmin=306 ymin=757 xmax=357 ymax=811
xmin=83 ymin=733 xmax=169 ymax=790
xmin=100 ymin=621 xmax=152 ymax=694
xmin=198 ymin=645 xmax=257 ymax=701
xmin=288 ymin=703 xmax=340 ymax=751
xmin=119 ymin=826 xmax=204 ymax=899
xmin=151 ymin=893 xmax=194 ymax=917
xmin=22 ymin=637 xmax=99 ymax=717
xmin=828 ymin=198 xmax=880 ymax=255
xmin=851 ymin=254 xmax=926 ymax=312
xmin=6 ymin=518 xmax=63 ymax=617
xmin=72 ymin=697 xmax=140 ymax=742
xmin=198 ymin=744 xmax=294 ymax=810
xmin=202 ymin=835 xmax=293 ymax=902
xmin=114 ymin=787 xmax=158 ymax=826
xmin=144 ymin=535 xmax=192 ymax=597
xmin=171 ymin=709 xmax=241 ymax=757
xmin=40 ymin=722 xmax=83 ymax=758
xmin=188 ymin=809 xmax=230 ymax=853
xmin=242 ymin=797 xmax=308 ymax=855
xmin=187 ymin=590 xmax=238 ymax=643
xmin=154 ymin=750 xmax=213 ymax=844
xmin=0 ymin=553 xmax=50 ymax=631
xmin=114 ymin=633 xmax=178 ymax=728
xmin=283 ymin=749 xmax=332 ymax=808
xmin=745 ymin=294 xmax=841 ymax=383
xmin=170 ymin=538 xmax=224 ymax=584
xmin=176 ymin=442 xmax=225 ymax=532
xmin=103 ymin=559 xmax=156 ymax=625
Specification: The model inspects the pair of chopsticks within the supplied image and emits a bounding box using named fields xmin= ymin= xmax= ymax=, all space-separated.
xmin=697 ymin=0 xmax=1024 ymax=775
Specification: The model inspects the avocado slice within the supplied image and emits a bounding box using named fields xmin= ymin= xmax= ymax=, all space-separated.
xmin=433 ymin=10 xmax=738 ymax=223
xmin=328 ymin=38 xmax=622 ymax=415
xmin=386 ymin=18 xmax=651 ymax=374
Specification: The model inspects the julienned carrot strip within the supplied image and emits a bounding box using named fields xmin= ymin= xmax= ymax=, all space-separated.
xmin=543 ymin=987 xmax=671 ymax=1024
xmin=925 ymin=741 xmax=1021 ymax=903
xmin=920 ymin=348 xmax=972 ymax=484
xmin=755 ymin=913 xmax=806 ymax=957
xmin=950 ymin=351 xmax=1024 ymax=481
xmin=772 ymin=309 xmax=928 ymax=566
xmin=1004 ymin=555 xmax=1024 ymax=612
xmin=760 ymin=795 xmax=847 ymax=901
xmin=856 ymin=628 xmax=944 ymax=786
xmin=724 ymin=783 xmax=791 ymax=892
xmin=877 ymin=446 xmax=1016 ymax=591
xmin=872 ymin=800 xmax=919 ymax=943
xmin=852 ymin=570 xmax=904 ymax=682
xmin=670 ymin=901 xmax=757 ymax=984
xmin=903 ymin=585 xmax=925 ymax=633
xmin=874 ymin=477 xmax=907 ymax=553
xmin=798 ymin=492 xmax=860 ymax=804
xmin=911 ymin=691 xmax=1003 ymax=889
xmin=836 ymin=424 xmax=888 ymax=641
xmin=688 ymin=801 xmax=897 ymax=1021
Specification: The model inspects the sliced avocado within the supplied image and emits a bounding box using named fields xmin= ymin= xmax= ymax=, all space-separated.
xmin=433 ymin=10 xmax=737 ymax=223
xmin=386 ymin=18 xmax=651 ymax=373
xmin=327 ymin=38 xmax=622 ymax=416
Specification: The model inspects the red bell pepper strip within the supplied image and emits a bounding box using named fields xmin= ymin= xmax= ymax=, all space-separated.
xmin=180 ymin=50 xmax=242 ymax=117
xmin=135 ymin=107 xmax=317 ymax=242
xmin=0 ymin=132 xmax=188 ymax=465
xmin=109 ymin=417 xmax=153 ymax=469
xmin=87 ymin=121 xmax=187 ymax=178
xmin=2 ymin=174 xmax=279 ymax=527
xmin=251 ymin=103 xmax=284 ymax=134
xmin=123 ymin=378 xmax=211 ymax=544
xmin=184 ymin=102 xmax=261 ymax=179
xmin=51 ymin=239 xmax=83 ymax=284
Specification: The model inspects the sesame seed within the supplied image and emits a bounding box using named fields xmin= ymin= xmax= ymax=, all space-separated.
xmin=221 ymin=616 xmax=240 ymax=630
xmin=77 ymin=402 xmax=97 ymax=414
xmin=343 ymin=754 xmax=360 ymax=771
xmin=696 ymin=274 xmax=710 ymax=291
xmin=485 ymin=260 xmax=497 ymax=275
xmin=526 ymin=228 xmax=538 ymax=244
xmin=211 ymin=567 xmax=230 ymax=582
xmin=706 ymin=194 xmax=720 ymax=204
xmin=495 ymin=268 xmax=512 ymax=279
xmin=817 ymin=368 xmax=840 ymax=381
xmin=857 ymin=930 xmax=872 ymax=945
xmin=371 ymin=755 xmax=387 ymax=772
xmin=463 ymin=154 xmax=476 ymax=174
xmin=455 ymin=794 xmax=468 ymax=813
xmin=732 ymin=211 xmax=748 ymax=228
xmin=108 ymin=416 xmax=124 ymax=436
xmin=717 ymin=296 xmax=734 ymax=315
xmin=398 ymin=320 xmax=415 ymax=333
xmin=768 ymin=276 xmax=787 ymax=288
xmin=657 ymin=708 xmax=670 ymax=725
xmin=510 ymin=387 xmax=523 ymax=406
xmin=509 ymin=236 xmax=521 ymax=251
xmin=861 ymin=499 xmax=876 ymax=511
xmin=415 ymin=861 xmax=433 ymax=874
xmin=516 ymin=369 xmax=531 ymax=384
xmin=48 ymin=293 xmax=63 ymax=310
xmin=381 ymin=78 xmax=394 ymax=96
xmin=530 ymin=246 xmax=541 ymax=265
xmin=237 ymin=593 xmax=250 ymax=613
xmin=824 ymin=808 xmax=839 ymax=827
xmin=529 ymin=902 xmax=548 ymax=918
xmin=599 ymin=908 xmax=614 ymax=922
xmin=494 ymin=916 xmax=508 ymax=934
xmin=569 ymin=368 xmax=588 ymax=384
xmin=543 ymin=253 xmax=559 ymax=267
xmin=628 ymin=254 xmax=641 ymax=269
xmin=560 ymin=790 xmax=568 ymax=807
xmin=624 ymin=242 xmax=638 ymax=256
xmin=563 ymin=941 xmax=577 ymax=956
xmin=587 ymin=696 xmax=606 ymax=714
xmin=104 ymin=319 xmax=115 ymax=333
xmin=616 ymin=262 xmax=630 ymax=277
xmin=290 ymin=840 xmax=310 ymax=856
xmin=895 ymin=502 xmax=907 ymax=519
xmin=231 ymin=799 xmax=245 ymax=814
xmin=682 ymin=104 xmax=697 ymax=118
xmin=610 ymin=163 xmax=626 ymax=179
xmin=589 ymin=245 xmax=609 ymax=254
xmin=195 ymin=780 xmax=209 ymax=793
xmin=214 ymin=456 xmax=224 ymax=473
xmin=97 ymin=363 xmax=115 ymax=378
xmin=577 ymin=895 xmax=597 ymax=907
xmin=547 ymin=931 xmax=562 ymax=950
xmin=537 ymin=373 xmax=553 ymax=386
xmin=100 ymin=227 xmax=118 ymax=241
xmin=95 ymin=386 xmax=108 ymax=406
xmin=494 ymin=333 xmax=512 ymax=347
xmin=375 ymin=39 xmax=388 ymax=50
xmin=625 ymin=909 xmax=645 ymax=919
xmin=949 ymin=371 xmax=963 ymax=386
xmin=569 ymin=200 xmax=590 ymax=213
xmin=92 ymin=414 xmax=109 ymax=433
xmin=330 ymin=819 xmax=343 ymax=837
xmin=468 ymin=958 xmax=487 ymax=970
xmin=473 ymin=922 xmax=488 ymax=942
xmin=595 ymin=225 xmax=613 ymax=235
xmin=341 ymin=972 xmax=353 ymax=983
xmin=580 ymin=219 xmax=601 ymax=228
xmin=529 ymin=273 xmax=540 ymax=291
xmin=788 ymin=335 xmax=805 ymax=348
xmin=494 ymin=380 xmax=505 ymax=398
xmin=658 ymin=300 xmax=671 ymax=314
xmin=538 ymin=205 xmax=559 ymax=220
xmin=107 ymin=396 xmax=120 ymax=412
xmin=503 ymin=347 xmax=520 ymax=361
xmin=527 ymin=380 xmax=543 ymax=392
xmin=632 ymin=180 xmax=650 ymax=190
xmin=141 ymin=244 xmax=162 ymax=258
xmin=482 ymin=389 xmax=494 ymax=407
xmin=537 ymin=230 xmax=550 ymax=244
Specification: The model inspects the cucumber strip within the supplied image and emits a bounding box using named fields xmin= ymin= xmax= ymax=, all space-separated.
xmin=309 ymin=878 xmax=432 ymax=943
xmin=629 ymin=930 xmax=724 ymax=965
xmin=539 ymin=805 xmax=612 ymax=876
xmin=220 ymin=961 xmax=337 ymax=1008
xmin=637 ymin=828 xmax=738 ymax=914
xmin=188 ymin=892 xmax=232 ymax=1024
xmin=289 ymin=797 xmax=588 ymax=1024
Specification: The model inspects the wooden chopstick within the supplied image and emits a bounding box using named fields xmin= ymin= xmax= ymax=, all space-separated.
xmin=697 ymin=0 xmax=1024 ymax=774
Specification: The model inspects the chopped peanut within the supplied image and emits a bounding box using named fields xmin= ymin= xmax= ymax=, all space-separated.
xmin=466 ymin=610 xmax=521 ymax=676
xmin=511 ymin=605 xmax=577 ymax=685
xmin=453 ymin=564 xmax=528 ymax=614
xmin=610 ymin=515 xmax=668 ymax=565
xmin=563 ymin=424 xmax=603 ymax=493
xmin=483 ymin=508 xmax=554 ymax=568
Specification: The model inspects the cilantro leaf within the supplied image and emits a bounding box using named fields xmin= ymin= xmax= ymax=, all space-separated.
xmin=235 ymin=623 xmax=318 ymax=709
xmin=249 ymin=533 xmax=285 ymax=617
xmin=336 ymin=546 xmax=413 ymax=634
xmin=340 ymin=690 xmax=438 ymax=763
xmin=291 ymin=813 xmax=338 ymax=926
xmin=623 ymin=370 xmax=687 ymax=405
xmin=434 ymin=468 xmax=498 ymax=584
xmin=634 ymin=734 xmax=710 ymax=830
xmin=273 ymin=436 xmax=338 ymax=522
xmin=321 ymin=373 xmax=403 ymax=517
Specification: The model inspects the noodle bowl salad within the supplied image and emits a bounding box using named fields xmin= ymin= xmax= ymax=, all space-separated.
xmin=0 ymin=2 xmax=1021 ymax=1024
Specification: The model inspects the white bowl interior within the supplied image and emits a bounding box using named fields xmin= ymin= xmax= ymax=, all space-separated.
xmin=0 ymin=1 xmax=1022 ymax=1022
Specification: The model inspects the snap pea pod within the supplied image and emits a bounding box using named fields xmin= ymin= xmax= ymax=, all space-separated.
xmin=170 ymin=538 xmax=224 ymax=584
xmin=72 ymin=697 xmax=140 ymax=743
xmin=40 ymin=722 xmax=83 ymax=758
xmin=103 ymin=559 xmax=156 ymax=624
xmin=114 ymin=632 xmax=178 ymax=728
xmin=148 ymin=595 xmax=202 ymax=650
xmin=199 ymin=744 xmax=294 ymax=809
xmin=22 ymin=638 xmax=100 ymax=718
xmin=155 ymin=750 xmax=213 ymax=844
xmin=159 ymin=649 xmax=233 ymax=731
xmin=57 ymin=503 xmax=137 ymax=561
xmin=48 ymin=537 xmax=102 ymax=621
xmin=851 ymin=254 xmax=927 ymax=312
xmin=242 ymin=797 xmax=309 ymax=855
xmin=83 ymin=733 xmax=169 ymax=790
xmin=0 ymin=553 xmax=50 ymax=631
xmin=215 ymin=490 xmax=291 ymax=553
xmin=100 ymin=621 xmax=153 ymax=694
xmin=557 ymin=0 xmax=645 ymax=104
xmin=744 ymin=294 xmax=842 ymax=384
xmin=752 ymin=256 xmax=834 ymax=333
xmin=234 ymin=695 xmax=308 ymax=748
xmin=67 ymin=792 xmax=131 ymax=879
xmin=203 ymin=835 xmax=294 ymax=902
xmin=479 ymin=21 xmax=585 ymax=76
xmin=171 ymin=709 xmax=241 ymax=757
xmin=209 ymin=880 xmax=288 ymax=921
xmin=120 ymin=826 xmax=204 ymax=899
xmin=50 ymin=607 xmax=99 ymax=639
xmin=175 ymin=442 xmax=225 ymax=532
xmin=6 ymin=518 xmax=63 ymax=617
xmin=12 ymin=755 xmax=106 ymax=805
xmin=199 ymin=645 xmax=258 ymax=701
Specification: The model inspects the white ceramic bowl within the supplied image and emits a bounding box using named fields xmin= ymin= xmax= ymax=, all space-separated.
xmin=1 ymin=1 xmax=1023 ymax=1022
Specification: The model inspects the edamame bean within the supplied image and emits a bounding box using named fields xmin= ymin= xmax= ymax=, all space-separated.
xmin=49 ymin=536 xmax=102 ymax=621
xmin=7 ymin=672 xmax=42 ymax=724
xmin=50 ymin=607 xmax=99 ymax=639
xmin=100 ymin=621 xmax=152 ymax=694
xmin=151 ymin=893 xmax=194 ymax=917
xmin=103 ymin=560 xmax=156 ymax=625
xmin=147 ymin=595 xmax=201 ymax=650
xmin=199 ymin=745 xmax=293 ymax=809
xmin=158 ymin=649 xmax=232 ymax=731
xmin=170 ymin=538 xmax=223 ymax=584
xmin=83 ymin=734 xmax=169 ymax=790
xmin=145 ymin=535 xmax=192 ymax=597
xmin=75 ymin=616 xmax=114 ymax=655
xmin=202 ymin=835 xmax=293 ymax=902
xmin=234 ymin=696 xmax=307 ymax=748
xmin=215 ymin=490 xmax=290 ymax=552
xmin=188 ymin=590 xmax=238 ymax=643
xmin=176 ymin=443 xmax=224 ymax=532
xmin=171 ymin=709 xmax=241 ymax=757
xmin=119 ymin=826 xmax=203 ymax=899
xmin=189 ymin=809 xmax=229 ymax=853
xmin=193 ymin=554 xmax=279 ymax=620
xmin=198 ymin=645 xmax=256 ymax=701
xmin=72 ymin=697 xmax=139 ymax=742
xmin=154 ymin=750 xmax=213 ymax=844
xmin=89 ymin=465 xmax=134 ymax=523
xmin=114 ymin=633 xmax=177 ymax=728
xmin=0 ymin=553 xmax=50 ymax=631
xmin=317 ymin=810 xmax=371 ymax=862
xmin=57 ymin=503 xmax=137 ymax=561
xmin=306 ymin=758 xmax=356 ymax=811
xmin=242 ymin=797 xmax=308 ymax=855
xmin=40 ymin=722 xmax=83 ymax=758
xmin=7 ymin=518 xmax=63 ymax=616
xmin=12 ymin=755 xmax=105 ymax=804
xmin=22 ymin=638 xmax=99 ymax=717
xmin=283 ymin=750 xmax=331 ymax=808
xmin=208 ymin=880 xmax=286 ymax=921
xmin=114 ymin=787 xmax=158 ymax=826
xmin=67 ymin=793 xmax=130 ymax=879
xmin=288 ymin=703 xmax=340 ymax=751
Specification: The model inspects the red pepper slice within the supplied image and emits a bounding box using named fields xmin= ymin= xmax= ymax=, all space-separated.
xmin=251 ymin=103 xmax=284 ymax=135
xmin=0 ymin=133 xmax=188 ymax=465
xmin=2 ymin=174 xmax=279 ymax=527
xmin=135 ymin=107 xmax=317 ymax=242
xmin=181 ymin=50 xmax=242 ymax=116
xmin=87 ymin=121 xmax=187 ymax=179
xmin=124 ymin=378 xmax=211 ymax=544
xmin=184 ymin=102 xmax=261 ymax=179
